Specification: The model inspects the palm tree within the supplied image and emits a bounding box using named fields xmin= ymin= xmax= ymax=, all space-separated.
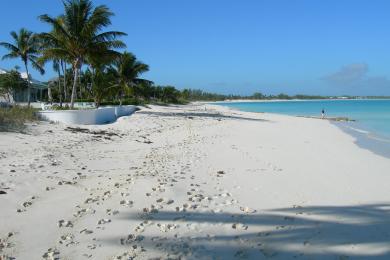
xmin=110 ymin=52 xmax=149 ymax=105
xmin=0 ymin=28 xmax=44 ymax=106
xmin=39 ymin=0 xmax=126 ymax=108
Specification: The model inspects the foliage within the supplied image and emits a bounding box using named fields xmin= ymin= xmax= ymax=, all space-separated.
xmin=109 ymin=51 xmax=149 ymax=104
xmin=38 ymin=0 xmax=126 ymax=108
xmin=0 ymin=106 xmax=38 ymax=132
xmin=0 ymin=70 xmax=27 ymax=102
xmin=85 ymin=68 xmax=116 ymax=107
xmin=100 ymin=98 xmax=146 ymax=106
xmin=0 ymin=28 xmax=45 ymax=105
xmin=179 ymin=89 xmax=333 ymax=101
xmin=50 ymin=104 xmax=81 ymax=110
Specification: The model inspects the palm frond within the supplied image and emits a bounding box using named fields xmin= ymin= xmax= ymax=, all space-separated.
xmin=93 ymin=31 xmax=127 ymax=42
xmin=29 ymin=58 xmax=45 ymax=75
xmin=0 ymin=42 xmax=19 ymax=53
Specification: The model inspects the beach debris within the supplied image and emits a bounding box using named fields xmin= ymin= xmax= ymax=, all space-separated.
xmin=64 ymin=127 xmax=123 ymax=138
xmin=0 ymin=191 xmax=7 ymax=195
xmin=135 ymin=139 xmax=153 ymax=144
xmin=240 ymin=206 xmax=257 ymax=214
xmin=58 ymin=180 xmax=75 ymax=185
xmin=216 ymin=170 xmax=226 ymax=177
xmin=80 ymin=229 xmax=93 ymax=235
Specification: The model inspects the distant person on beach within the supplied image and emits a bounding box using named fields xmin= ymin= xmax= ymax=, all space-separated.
xmin=321 ymin=109 xmax=325 ymax=119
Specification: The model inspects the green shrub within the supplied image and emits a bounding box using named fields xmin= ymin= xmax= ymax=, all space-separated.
xmin=50 ymin=104 xmax=81 ymax=110
xmin=0 ymin=106 xmax=39 ymax=132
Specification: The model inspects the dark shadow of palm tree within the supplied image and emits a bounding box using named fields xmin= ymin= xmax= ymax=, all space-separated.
xmin=100 ymin=203 xmax=390 ymax=259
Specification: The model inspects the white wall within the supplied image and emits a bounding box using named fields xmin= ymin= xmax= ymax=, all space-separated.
xmin=38 ymin=105 xmax=137 ymax=125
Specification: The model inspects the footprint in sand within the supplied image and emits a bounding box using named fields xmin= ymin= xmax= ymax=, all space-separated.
xmin=106 ymin=209 xmax=119 ymax=216
xmin=16 ymin=196 xmax=37 ymax=212
xmin=134 ymin=220 xmax=153 ymax=233
xmin=119 ymin=200 xmax=133 ymax=207
xmin=232 ymin=223 xmax=248 ymax=230
xmin=156 ymin=198 xmax=174 ymax=205
xmin=74 ymin=207 xmax=96 ymax=218
xmin=97 ymin=219 xmax=111 ymax=225
xmin=42 ymin=247 xmax=60 ymax=260
xmin=0 ymin=232 xmax=15 ymax=257
xmin=59 ymin=233 xmax=78 ymax=247
xmin=143 ymin=204 xmax=161 ymax=214
xmin=84 ymin=196 xmax=100 ymax=204
xmin=58 ymin=220 xmax=73 ymax=228
xmin=157 ymin=223 xmax=179 ymax=232
xmin=120 ymin=234 xmax=144 ymax=245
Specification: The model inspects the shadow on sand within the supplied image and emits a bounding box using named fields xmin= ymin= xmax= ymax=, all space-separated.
xmin=102 ymin=203 xmax=390 ymax=259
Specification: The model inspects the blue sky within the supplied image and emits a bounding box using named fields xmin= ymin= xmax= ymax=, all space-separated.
xmin=1 ymin=0 xmax=390 ymax=95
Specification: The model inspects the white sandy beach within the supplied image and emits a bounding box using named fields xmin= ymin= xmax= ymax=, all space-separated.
xmin=1 ymin=104 xmax=390 ymax=259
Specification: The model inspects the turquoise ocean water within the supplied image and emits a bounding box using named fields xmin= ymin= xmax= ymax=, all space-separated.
xmin=215 ymin=100 xmax=390 ymax=155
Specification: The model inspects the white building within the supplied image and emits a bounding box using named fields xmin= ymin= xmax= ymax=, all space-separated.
xmin=0 ymin=69 xmax=48 ymax=102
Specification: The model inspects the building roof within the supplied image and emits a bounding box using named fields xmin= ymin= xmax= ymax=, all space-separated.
xmin=20 ymin=72 xmax=48 ymax=90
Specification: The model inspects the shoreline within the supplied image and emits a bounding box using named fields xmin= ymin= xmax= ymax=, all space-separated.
xmin=208 ymin=98 xmax=390 ymax=103
xmin=1 ymin=104 xmax=390 ymax=259
xmin=210 ymin=102 xmax=390 ymax=159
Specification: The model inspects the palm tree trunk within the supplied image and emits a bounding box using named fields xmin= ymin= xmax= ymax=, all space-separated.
xmin=48 ymin=86 xmax=53 ymax=104
xmin=79 ymin=69 xmax=82 ymax=98
xmin=24 ymin=62 xmax=31 ymax=107
xmin=70 ymin=65 xmax=79 ymax=109
xmin=58 ymin=70 xmax=62 ymax=107
xmin=61 ymin=61 xmax=67 ymax=101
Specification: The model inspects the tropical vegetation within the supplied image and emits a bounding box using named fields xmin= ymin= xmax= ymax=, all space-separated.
xmin=0 ymin=105 xmax=38 ymax=132
xmin=0 ymin=69 xmax=27 ymax=103
xmin=0 ymin=29 xmax=44 ymax=106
